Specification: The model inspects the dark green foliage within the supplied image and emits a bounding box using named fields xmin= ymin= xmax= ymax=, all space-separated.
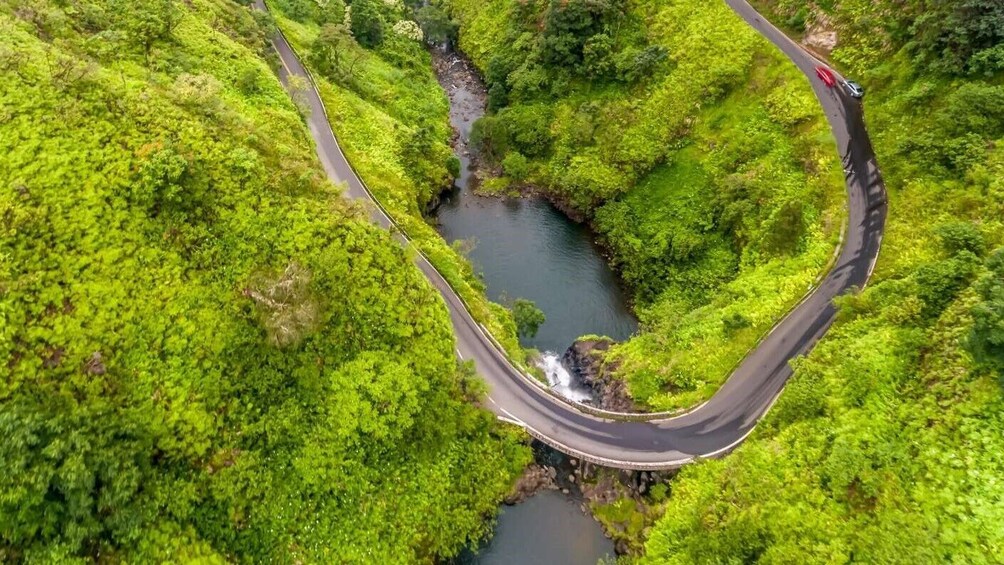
xmin=446 ymin=154 xmax=461 ymax=178
xmin=1 ymin=398 xmax=153 ymax=555
xmin=786 ymin=6 xmax=809 ymax=31
xmin=935 ymin=221 xmax=986 ymax=256
xmin=583 ymin=33 xmax=615 ymax=78
xmin=502 ymin=151 xmax=530 ymax=181
xmin=349 ymin=0 xmax=384 ymax=48
xmin=969 ymin=249 xmax=1004 ymax=377
xmin=415 ymin=4 xmax=457 ymax=45
xmin=912 ymin=223 xmax=988 ymax=321
xmin=512 ymin=298 xmax=546 ymax=338
xmin=271 ymin=0 xmax=346 ymax=25
xmin=309 ymin=23 xmax=351 ymax=81
xmin=236 ymin=67 xmax=262 ymax=94
xmin=465 ymin=0 xmax=660 ymax=110
xmin=401 ymin=121 xmax=449 ymax=191
xmin=497 ymin=104 xmax=554 ymax=157
xmin=471 ymin=104 xmax=552 ymax=166
xmin=614 ymin=44 xmax=668 ymax=83
xmin=909 ymin=0 xmax=1004 ymax=75
xmin=914 ymin=251 xmax=981 ymax=320
xmin=470 ymin=114 xmax=510 ymax=162
xmin=487 ymin=81 xmax=508 ymax=111
xmin=722 ymin=312 xmax=751 ymax=335
xmin=908 ymin=83 xmax=1004 ymax=171
xmin=541 ymin=0 xmax=624 ymax=69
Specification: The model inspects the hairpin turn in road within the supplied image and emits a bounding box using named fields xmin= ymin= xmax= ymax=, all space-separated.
xmin=256 ymin=0 xmax=887 ymax=470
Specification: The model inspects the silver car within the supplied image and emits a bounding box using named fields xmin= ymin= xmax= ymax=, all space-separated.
xmin=842 ymin=80 xmax=865 ymax=99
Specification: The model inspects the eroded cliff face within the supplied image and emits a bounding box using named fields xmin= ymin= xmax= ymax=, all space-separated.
xmin=562 ymin=338 xmax=637 ymax=413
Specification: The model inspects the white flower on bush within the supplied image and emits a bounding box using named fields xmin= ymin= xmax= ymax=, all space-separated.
xmin=392 ymin=20 xmax=423 ymax=42
xmin=382 ymin=0 xmax=403 ymax=10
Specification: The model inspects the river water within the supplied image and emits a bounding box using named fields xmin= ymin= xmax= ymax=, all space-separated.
xmin=453 ymin=491 xmax=616 ymax=565
xmin=431 ymin=51 xmax=637 ymax=356
xmin=430 ymin=48 xmax=627 ymax=565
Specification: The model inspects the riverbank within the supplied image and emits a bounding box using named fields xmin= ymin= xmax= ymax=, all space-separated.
xmin=428 ymin=42 xmax=662 ymax=560
xmin=500 ymin=441 xmax=677 ymax=557
xmin=429 ymin=43 xmax=637 ymax=355
xmin=442 ymin=0 xmax=849 ymax=412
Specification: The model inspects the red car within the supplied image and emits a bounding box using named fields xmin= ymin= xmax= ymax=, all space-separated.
xmin=815 ymin=66 xmax=837 ymax=87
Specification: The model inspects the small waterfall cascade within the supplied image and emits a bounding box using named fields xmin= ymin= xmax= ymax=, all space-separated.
xmin=536 ymin=352 xmax=593 ymax=403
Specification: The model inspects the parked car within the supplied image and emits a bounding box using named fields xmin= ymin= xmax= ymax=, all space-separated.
xmin=842 ymin=79 xmax=865 ymax=99
xmin=815 ymin=66 xmax=837 ymax=87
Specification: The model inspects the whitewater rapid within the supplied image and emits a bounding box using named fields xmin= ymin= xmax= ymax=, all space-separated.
xmin=536 ymin=352 xmax=593 ymax=403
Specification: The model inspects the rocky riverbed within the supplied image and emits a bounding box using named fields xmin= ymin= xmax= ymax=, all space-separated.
xmin=504 ymin=441 xmax=677 ymax=556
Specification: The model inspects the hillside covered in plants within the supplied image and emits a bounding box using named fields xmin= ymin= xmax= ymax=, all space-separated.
xmin=0 ymin=0 xmax=528 ymax=561
xmin=3 ymin=0 xmax=1003 ymax=561
xmin=265 ymin=0 xmax=528 ymax=356
xmin=443 ymin=0 xmax=849 ymax=409
xmin=634 ymin=0 xmax=1003 ymax=561
xmin=435 ymin=0 xmax=1004 ymax=560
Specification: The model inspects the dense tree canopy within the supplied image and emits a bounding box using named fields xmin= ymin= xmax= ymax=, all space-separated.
xmin=631 ymin=0 xmax=1004 ymax=561
xmin=444 ymin=0 xmax=1004 ymax=560
xmin=512 ymin=298 xmax=546 ymax=339
xmin=445 ymin=0 xmax=846 ymax=408
xmin=0 ymin=0 xmax=528 ymax=561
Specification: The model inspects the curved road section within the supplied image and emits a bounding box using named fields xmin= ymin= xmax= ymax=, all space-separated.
xmin=258 ymin=0 xmax=887 ymax=469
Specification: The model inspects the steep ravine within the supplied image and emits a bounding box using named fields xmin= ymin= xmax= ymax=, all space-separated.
xmin=428 ymin=47 xmax=638 ymax=357
xmin=430 ymin=44 xmax=648 ymax=562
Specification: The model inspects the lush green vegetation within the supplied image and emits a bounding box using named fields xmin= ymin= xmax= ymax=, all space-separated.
xmin=0 ymin=0 xmax=530 ymax=561
xmin=512 ymin=298 xmax=546 ymax=339
xmin=444 ymin=0 xmax=846 ymax=409
xmin=267 ymin=0 xmax=528 ymax=360
xmin=635 ymin=1 xmax=1004 ymax=561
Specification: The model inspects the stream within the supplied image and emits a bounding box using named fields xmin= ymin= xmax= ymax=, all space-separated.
xmin=431 ymin=50 xmax=637 ymax=356
xmin=430 ymin=47 xmax=632 ymax=564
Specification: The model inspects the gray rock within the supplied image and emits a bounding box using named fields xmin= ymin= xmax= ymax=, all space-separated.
xmin=561 ymin=338 xmax=638 ymax=412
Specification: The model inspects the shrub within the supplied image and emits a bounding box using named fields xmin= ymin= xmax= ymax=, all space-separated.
xmin=512 ymin=298 xmax=546 ymax=338
xmin=502 ymin=151 xmax=530 ymax=181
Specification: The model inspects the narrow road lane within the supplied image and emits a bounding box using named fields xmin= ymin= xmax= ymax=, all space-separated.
xmin=258 ymin=0 xmax=887 ymax=469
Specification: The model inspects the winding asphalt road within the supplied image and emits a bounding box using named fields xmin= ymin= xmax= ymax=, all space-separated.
xmin=259 ymin=0 xmax=887 ymax=469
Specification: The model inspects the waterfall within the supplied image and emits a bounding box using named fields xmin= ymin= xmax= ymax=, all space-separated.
xmin=536 ymin=352 xmax=593 ymax=403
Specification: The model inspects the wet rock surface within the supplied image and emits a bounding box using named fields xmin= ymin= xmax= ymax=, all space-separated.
xmin=525 ymin=441 xmax=676 ymax=556
xmin=505 ymin=464 xmax=558 ymax=505
xmin=561 ymin=338 xmax=638 ymax=412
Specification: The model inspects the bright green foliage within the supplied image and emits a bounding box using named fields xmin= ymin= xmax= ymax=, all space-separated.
xmin=271 ymin=1 xmax=524 ymax=358
xmin=502 ymin=152 xmax=530 ymax=182
xmin=637 ymin=1 xmax=1004 ymax=561
xmin=445 ymin=0 xmax=846 ymax=409
xmin=511 ymin=298 xmax=546 ymax=339
xmin=641 ymin=287 xmax=1004 ymax=563
xmin=113 ymin=0 xmax=181 ymax=60
xmin=0 ymin=0 xmax=529 ymax=561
